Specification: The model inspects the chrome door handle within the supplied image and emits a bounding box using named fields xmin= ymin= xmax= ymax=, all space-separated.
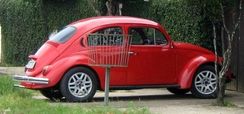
xmin=128 ymin=51 xmax=136 ymax=55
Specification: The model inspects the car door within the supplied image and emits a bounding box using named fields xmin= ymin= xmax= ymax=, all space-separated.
xmin=87 ymin=26 xmax=127 ymax=86
xmin=126 ymin=26 xmax=177 ymax=85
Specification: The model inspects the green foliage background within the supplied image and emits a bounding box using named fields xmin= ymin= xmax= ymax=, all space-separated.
xmin=0 ymin=0 xmax=96 ymax=65
xmin=0 ymin=0 xmax=219 ymax=65
xmin=149 ymin=0 xmax=205 ymax=45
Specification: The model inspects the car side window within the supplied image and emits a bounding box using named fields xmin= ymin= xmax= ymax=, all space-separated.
xmin=129 ymin=27 xmax=167 ymax=45
xmin=88 ymin=27 xmax=123 ymax=46
xmin=49 ymin=26 xmax=76 ymax=43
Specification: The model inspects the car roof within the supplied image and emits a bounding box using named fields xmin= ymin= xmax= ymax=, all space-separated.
xmin=70 ymin=16 xmax=160 ymax=29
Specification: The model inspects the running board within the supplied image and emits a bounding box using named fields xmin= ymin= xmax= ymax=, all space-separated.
xmin=110 ymin=84 xmax=180 ymax=90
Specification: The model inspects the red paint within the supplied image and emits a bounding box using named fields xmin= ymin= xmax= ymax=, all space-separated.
xmin=22 ymin=16 xmax=222 ymax=90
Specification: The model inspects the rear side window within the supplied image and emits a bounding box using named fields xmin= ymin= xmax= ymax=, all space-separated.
xmin=88 ymin=27 xmax=123 ymax=46
xmin=49 ymin=26 xmax=76 ymax=43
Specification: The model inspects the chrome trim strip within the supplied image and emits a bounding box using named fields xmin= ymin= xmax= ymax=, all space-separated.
xmin=13 ymin=75 xmax=49 ymax=85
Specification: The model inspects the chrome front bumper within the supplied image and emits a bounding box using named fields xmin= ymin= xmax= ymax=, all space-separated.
xmin=13 ymin=75 xmax=49 ymax=85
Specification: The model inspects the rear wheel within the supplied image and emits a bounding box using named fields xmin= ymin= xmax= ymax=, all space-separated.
xmin=167 ymin=88 xmax=190 ymax=95
xmin=60 ymin=67 xmax=98 ymax=102
xmin=40 ymin=88 xmax=64 ymax=101
xmin=191 ymin=65 xmax=218 ymax=98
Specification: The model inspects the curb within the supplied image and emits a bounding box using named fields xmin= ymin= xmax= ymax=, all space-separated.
xmin=0 ymin=67 xmax=25 ymax=75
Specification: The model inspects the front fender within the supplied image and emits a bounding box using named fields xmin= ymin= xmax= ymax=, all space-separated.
xmin=178 ymin=55 xmax=216 ymax=89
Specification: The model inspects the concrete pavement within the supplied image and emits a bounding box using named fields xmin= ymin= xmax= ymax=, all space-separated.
xmin=0 ymin=67 xmax=25 ymax=75
xmin=92 ymin=89 xmax=244 ymax=114
xmin=33 ymin=89 xmax=244 ymax=114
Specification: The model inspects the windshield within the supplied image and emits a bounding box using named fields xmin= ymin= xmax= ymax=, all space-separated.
xmin=49 ymin=26 xmax=76 ymax=43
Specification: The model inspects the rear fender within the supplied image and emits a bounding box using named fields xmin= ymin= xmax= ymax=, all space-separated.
xmin=45 ymin=55 xmax=92 ymax=87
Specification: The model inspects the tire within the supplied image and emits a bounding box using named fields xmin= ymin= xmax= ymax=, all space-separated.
xmin=40 ymin=88 xmax=64 ymax=101
xmin=167 ymin=88 xmax=190 ymax=95
xmin=191 ymin=65 xmax=218 ymax=98
xmin=60 ymin=67 xmax=98 ymax=102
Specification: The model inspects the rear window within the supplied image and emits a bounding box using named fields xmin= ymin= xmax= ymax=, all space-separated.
xmin=49 ymin=26 xmax=76 ymax=43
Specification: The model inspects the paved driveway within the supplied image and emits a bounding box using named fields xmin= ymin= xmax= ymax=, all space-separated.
xmin=34 ymin=89 xmax=244 ymax=114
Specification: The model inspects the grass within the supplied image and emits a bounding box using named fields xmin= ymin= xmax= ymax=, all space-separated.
xmin=212 ymin=100 xmax=237 ymax=108
xmin=222 ymin=101 xmax=237 ymax=107
xmin=0 ymin=75 xmax=150 ymax=114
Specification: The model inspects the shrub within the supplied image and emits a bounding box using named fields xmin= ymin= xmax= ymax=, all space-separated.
xmin=0 ymin=0 xmax=96 ymax=65
xmin=0 ymin=0 xmax=217 ymax=65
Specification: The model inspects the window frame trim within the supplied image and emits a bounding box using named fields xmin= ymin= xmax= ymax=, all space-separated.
xmin=127 ymin=26 xmax=168 ymax=46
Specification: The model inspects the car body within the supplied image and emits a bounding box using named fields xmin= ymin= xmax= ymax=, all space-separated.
xmin=14 ymin=16 xmax=224 ymax=102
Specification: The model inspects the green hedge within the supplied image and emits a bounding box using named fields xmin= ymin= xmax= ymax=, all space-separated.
xmin=151 ymin=0 xmax=203 ymax=43
xmin=0 ymin=0 xmax=96 ymax=65
xmin=149 ymin=0 xmax=213 ymax=49
xmin=0 ymin=0 xmax=217 ymax=65
xmin=0 ymin=0 xmax=46 ymax=65
xmin=120 ymin=0 xmax=214 ymax=49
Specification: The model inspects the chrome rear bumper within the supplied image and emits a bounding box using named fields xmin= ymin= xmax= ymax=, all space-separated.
xmin=13 ymin=75 xmax=49 ymax=85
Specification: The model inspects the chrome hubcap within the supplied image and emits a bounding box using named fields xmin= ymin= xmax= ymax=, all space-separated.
xmin=195 ymin=70 xmax=217 ymax=95
xmin=68 ymin=72 xmax=92 ymax=98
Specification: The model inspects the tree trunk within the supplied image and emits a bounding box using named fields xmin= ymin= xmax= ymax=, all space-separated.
xmin=106 ymin=0 xmax=122 ymax=16
xmin=87 ymin=0 xmax=101 ymax=16
xmin=106 ymin=0 xmax=113 ymax=16
xmin=217 ymin=76 xmax=226 ymax=105
xmin=215 ymin=0 xmax=242 ymax=106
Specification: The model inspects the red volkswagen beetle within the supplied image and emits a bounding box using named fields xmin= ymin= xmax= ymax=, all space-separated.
xmin=14 ymin=16 xmax=222 ymax=102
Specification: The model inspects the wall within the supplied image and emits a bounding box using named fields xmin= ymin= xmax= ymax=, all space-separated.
xmin=237 ymin=10 xmax=244 ymax=92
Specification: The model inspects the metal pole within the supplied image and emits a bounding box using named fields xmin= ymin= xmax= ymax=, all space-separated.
xmin=104 ymin=66 xmax=111 ymax=105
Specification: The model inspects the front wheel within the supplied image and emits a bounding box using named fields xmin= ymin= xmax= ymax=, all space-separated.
xmin=191 ymin=65 xmax=218 ymax=98
xmin=60 ymin=67 xmax=98 ymax=102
